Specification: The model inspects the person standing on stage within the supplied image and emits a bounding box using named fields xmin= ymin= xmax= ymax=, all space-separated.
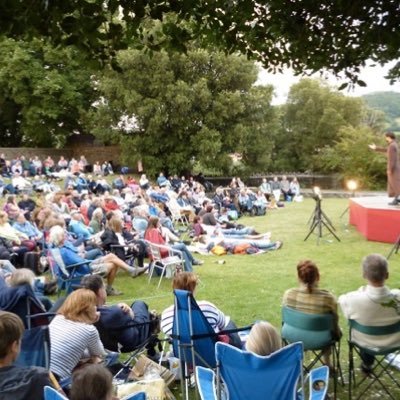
xmin=369 ymin=131 xmax=400 ymax=205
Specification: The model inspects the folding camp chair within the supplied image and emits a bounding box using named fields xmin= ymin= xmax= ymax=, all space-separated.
xmin=15 ymin=323 xmax=51 ymax=369
xmin=348 ymin=319 xmax=400 ymax=400
xmin=44 ymin=386 xmax=69 ymax=400
xmin=0 ymin=281 xmax=50 ymax=328
xmin=167 ymin=199 xmax=190 ymax=227
xmin=172 ymin=289 xmax=252 ymax=400
xmin=281 ymin=306 xmax=344 ymax=399
xmin=47 ymin=247 xmax=91 ymax=296
xmin=146 ymin=242 xmax=184 ymax=288
xmin=196 ymin=342 xmax=329 ymax=400
xmin=122 ymin=393 xmax=147 ymax=400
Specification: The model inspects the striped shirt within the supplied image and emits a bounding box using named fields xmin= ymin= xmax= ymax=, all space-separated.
xmin=283 ymin=285 xmax=341 ymax=338
xmin=161 ymin=301 xmax=229 ymax=336
xmin=49 ymin=315 xmax=105 ymax=379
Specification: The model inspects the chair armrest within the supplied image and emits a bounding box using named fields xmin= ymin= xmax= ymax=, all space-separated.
xmin=196 ymin=366 xmax=217 ymax=400
xmin=65 ymin=260 xmax=91 ymax=270
xmin=308 ymin=365 xmax=329 ymax=400
xmin=148 ymin=242 xmax=184 ymax=259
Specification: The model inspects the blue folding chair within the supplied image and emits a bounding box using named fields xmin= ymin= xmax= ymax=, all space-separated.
xmin=196 ymin=342 xmax=329 ymax=400
xmin=0 ymin=281 xmax=49 ymax=328
xmin=121 ymin=392 xmax=147 ymax=400
xmin=47 ymin=247 xmax=91 ymax=296
xmin=14 ymin=324 xmax=51 ymax=369
xmin=44 ymin=386 xmax=69 ymax=400
xmin=172 ymin=289 xmax=251 ymax=400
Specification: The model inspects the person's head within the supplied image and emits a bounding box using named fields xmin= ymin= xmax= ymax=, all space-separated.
xmin=6 ymin=195 xmax=15 ymax=204
xmin=206 ymin=205 xmax=214 ymax=213
xmin=0 ymin=311 xmax=24 ymax=363
xmin=147 ymin=216 xmax=160 ymax=229
xmin=362 ymin=254 xmax=388 ymax=286
xmin=58 ymin=289 xmax=98 ymax=324
xmin=385 ymin=131 xmax=396 ymax=143
xmin=80 ymin=275 xmax=106 ymax=306
xmin=48 ymin=225 xmax=66 ymax=247
xmin=8 ymin=268 xmax=35 ymax=288
xmin=193 ymin=216 xmax=202 ymax=224
xmin=108 ymin=215 xmax=123 ymax=233
xmin=70 ymin=364 xmax=113 ymax=400
xmin=245 ymin=321 xmax=281 ymax=356
xmin=92 ymin=207 xmax=104 ymax=222
xmin=172 ymin=272 xmax=198 ymax=293
xmin=297 ymin=260 xmax=320 ymax=293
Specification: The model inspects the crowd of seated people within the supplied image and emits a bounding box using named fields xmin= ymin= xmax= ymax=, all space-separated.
xmin=260 ymin=175 xmax=301 ymax=203
xmin=0 ymin=159 xmax=397 ymax=399
xmin=0 ymin=153 xmax=119 ymax=196
xmin=7 ymin=166 xmax=388 ymax=399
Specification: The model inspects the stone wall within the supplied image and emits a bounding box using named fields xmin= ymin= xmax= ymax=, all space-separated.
xmin=0 ymin=145 xmax=121 ymax=166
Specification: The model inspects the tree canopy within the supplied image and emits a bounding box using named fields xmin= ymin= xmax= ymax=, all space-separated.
xmin=274 ymin=79 xmax=365 ymax=172
xmin=0 ymin=38 xmax=95 ymax=147
xmin=87 ymin=49 xmax=277 ymax=175
xmin=1 ymin=1 xmax=399 ymax=84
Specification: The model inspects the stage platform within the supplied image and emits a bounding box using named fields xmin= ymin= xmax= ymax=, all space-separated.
xmin=349 ymin=196 xmax=400 ymax=243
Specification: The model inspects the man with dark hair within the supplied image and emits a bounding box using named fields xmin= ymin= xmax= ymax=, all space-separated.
xmin=339 ymin=254 xmax=400 ymax=374
xmin=369 ymin=131 xmax=400 ymax=205
xmin=80 ymin=275 xmax=158 ymax=353
xmin=0 ymin=311 xmax=52 ymax=399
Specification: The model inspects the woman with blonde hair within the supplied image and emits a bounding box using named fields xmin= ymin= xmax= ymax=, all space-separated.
xmin=49 ymin=289 xmax=106 ymax=381
xmin=245 ymin=321 xmax=281 ymax=356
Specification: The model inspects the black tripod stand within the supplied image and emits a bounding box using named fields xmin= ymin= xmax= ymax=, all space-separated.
xmin=387 ymin=234 xmax=400 ymax=259
xmin=304 ymin=196 xmax=341 ymax=244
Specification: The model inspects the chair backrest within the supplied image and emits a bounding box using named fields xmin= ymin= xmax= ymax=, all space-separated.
xmin=121 ymin=392 xmax=147 ymax=400
xmin=216 ymin=341 xmax=303 ymax=400
xmin=148 ymin=242 xmax=163 ymax=261
xmin=172 ymin=289 xmax=218 ymax=369
xmin=349 ymin=319 xmax=400 ymax=337
xmin=282 ymin=306 xmax=335 ymax=350
xmin=0 ymin=283 xmax=47 ymax=328
xmin=15 ymin=325 xmax=51 ymax=369
xmin=44 ymin=386 xmax=69 ymax=400
xmin=48 ymin=247 xmax=70 ymax=279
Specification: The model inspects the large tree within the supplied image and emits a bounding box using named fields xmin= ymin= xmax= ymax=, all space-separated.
xmin=87 ymin=49 xmax=277 ymax=175
xmin=0 ymin=38 xmax=95 ymax=147
xmin=1 ymin=1 xmax=399 ymax=84
xmin=274 ymin=79 xmax=365 ymax=172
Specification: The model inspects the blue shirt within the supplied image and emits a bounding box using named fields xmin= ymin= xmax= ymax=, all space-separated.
xmin=13 ymin=221 xmax=42 ymax=239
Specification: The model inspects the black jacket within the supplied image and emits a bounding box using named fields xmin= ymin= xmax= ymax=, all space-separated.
xmin=0 ymin=365 xmax=51 ymax=400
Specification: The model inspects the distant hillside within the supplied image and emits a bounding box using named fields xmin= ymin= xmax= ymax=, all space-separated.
xmin=362 ymin=91 xmax=400 ymax=131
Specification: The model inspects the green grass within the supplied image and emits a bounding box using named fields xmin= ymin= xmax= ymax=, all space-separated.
xmin=85 ymin=198 xmax=400 ymax=399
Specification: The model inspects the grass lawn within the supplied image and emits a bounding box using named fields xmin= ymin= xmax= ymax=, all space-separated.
xmin=76 ymin=197 xmax=400 ymax=398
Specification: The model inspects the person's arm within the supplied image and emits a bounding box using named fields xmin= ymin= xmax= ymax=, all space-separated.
xmin=86 ymin=325 xmax=106 ymax=357
xmin=369 ymin=143 xmax=386 ymax=153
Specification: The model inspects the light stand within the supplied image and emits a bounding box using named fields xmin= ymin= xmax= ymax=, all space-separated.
xmin=387 ymin=234 xmax=400 ymax=259
xmin=340 ymin=180 xmax=358 ymax=219
xmin=304 ymin=192 xmax=341 ymax=244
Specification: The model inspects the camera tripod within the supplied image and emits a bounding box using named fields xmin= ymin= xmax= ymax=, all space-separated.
xmin=304 ymin=197 xmax=340 ymax=244
xmin=387 ymin=234 xmax=400 ymax=259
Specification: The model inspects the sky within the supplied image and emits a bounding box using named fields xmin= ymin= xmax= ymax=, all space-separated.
xmin=256 ymin=61 xmax=400 ymax=105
